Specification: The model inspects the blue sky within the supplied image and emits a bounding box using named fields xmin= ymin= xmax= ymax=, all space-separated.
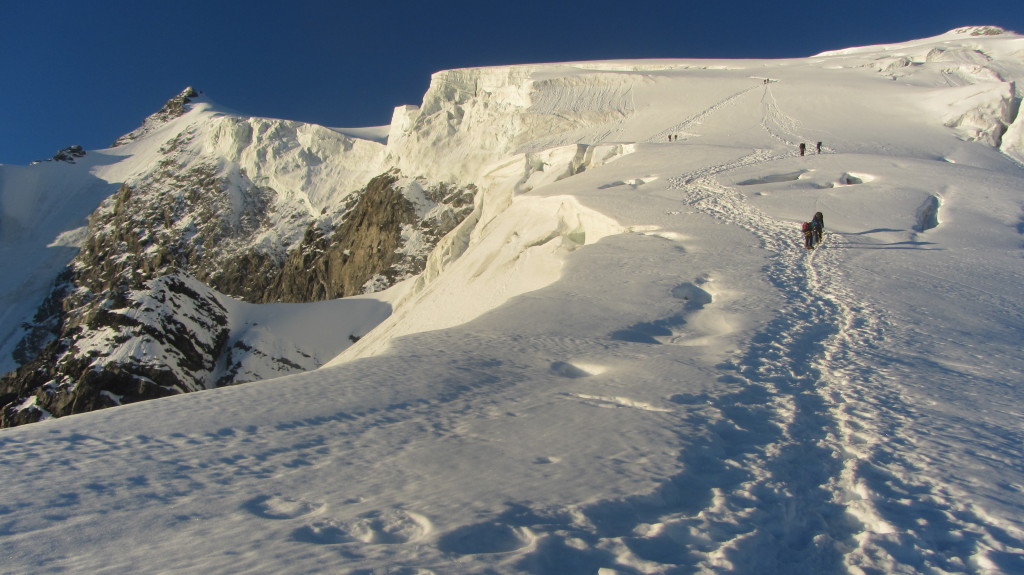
xmin=2 ymin=0 xmax=1022 ymax=165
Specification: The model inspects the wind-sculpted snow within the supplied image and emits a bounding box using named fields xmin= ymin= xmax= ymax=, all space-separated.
xmin=386 ymin=66 xmax=535 ymax=183
xmin=387 ymin=65 xmax=644 ymax=183
xmin=809 ymin=26 xmax=1024 ymax=163
xmin=1 ymin=27 xmax=1024 ymax=574
xmin=206 ymin=114 xmax=386 ymax=213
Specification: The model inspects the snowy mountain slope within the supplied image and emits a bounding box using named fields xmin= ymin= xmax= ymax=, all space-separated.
xmin=1 ymin=26 xmax=1024 ymax=574
xmin=0 ymin=156 xmax=120 ymax=368
xmin=0 ymin=88 xmax=385 ymax=370
xmin=0 ymin=88 xmax=479 ymax=424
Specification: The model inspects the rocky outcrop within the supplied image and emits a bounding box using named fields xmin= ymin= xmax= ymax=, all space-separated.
xmin=1 ymin=273 xmax=229 ymax=427
xmin=275 ymin=172 xmax=414 ymax=302
xmin=74 ymin=160 xmax=281 ymax=301
xmin=53 ymin=145 xmax=87 ymax=163
xmin=273 ymin=172 xmax=476 ymax=302
xmin=29 ymin=145 xmax=87 ymax=165
xmin=112 ymin=87 xmax=199 ymax=147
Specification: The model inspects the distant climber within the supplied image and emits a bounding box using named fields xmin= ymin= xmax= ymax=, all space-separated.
xmin=799 ymin=143 xmax=806 ymax=156
xmin=812 ymin=212 xmax=824 ymax=245
xmin=816 ymin=141 xmax=823 ymax=154
xmin=810 ymin=221 xmax=822 ymax=247
xmin=803 ymin=222 xmax=814 ymax=249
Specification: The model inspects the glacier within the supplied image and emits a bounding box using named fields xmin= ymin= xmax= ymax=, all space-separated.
xmin=0 ymin=26 xmax=1023 ymax=574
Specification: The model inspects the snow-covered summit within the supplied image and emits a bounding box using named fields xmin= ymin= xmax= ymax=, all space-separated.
xmin=112 ymin=86 xmax=203 ymax=147
xmin=1 ymin=28 xmax=1024 ymax=573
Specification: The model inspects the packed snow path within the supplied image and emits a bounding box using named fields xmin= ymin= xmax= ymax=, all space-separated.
xmin=648 ymin=85 xmax=763 ymax=144
xmin=662 ymin=159 xmax=1024 ymax=571
xmin=627 ymin=78 xmax=1024 ymax=573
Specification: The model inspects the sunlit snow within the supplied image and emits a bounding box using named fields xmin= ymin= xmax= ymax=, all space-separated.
xmin=1 ymin=26 xmax=1023 ymax=574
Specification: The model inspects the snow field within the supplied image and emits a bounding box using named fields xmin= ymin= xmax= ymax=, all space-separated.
xmin=2 ymin=27 xmax=1024 ymax=574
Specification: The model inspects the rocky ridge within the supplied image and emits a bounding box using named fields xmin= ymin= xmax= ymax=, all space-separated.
xmin=112 ymin=87 xmax=199 ymax=147
xmin=0 ymin=90 xmax=477 ymax=427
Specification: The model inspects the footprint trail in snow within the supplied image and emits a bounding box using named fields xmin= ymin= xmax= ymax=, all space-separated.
xmin=645 ymin=161 xmax=1024 ymax=572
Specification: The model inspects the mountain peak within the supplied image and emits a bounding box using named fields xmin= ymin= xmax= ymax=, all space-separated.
xmin=111 ymin=86 xmax=201 ymax=148
xmin=947 ymin=25 xmax=1009 ymax=37
xmin=162 ymin=86 xmax=200 ymax=114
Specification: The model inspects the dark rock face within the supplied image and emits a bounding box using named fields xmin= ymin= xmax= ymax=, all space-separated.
xmin=272 ymin=172 xmax=477 ymax=302
xmin=51 ymin=145 xmax=87 ymax=163
xmin=1 ymin=273 xmax=228 ymax=427
xmin=275 ymin=173 xmax=411 ymax=302
xmin=1 ymin=164 xmax=476 ymax=427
